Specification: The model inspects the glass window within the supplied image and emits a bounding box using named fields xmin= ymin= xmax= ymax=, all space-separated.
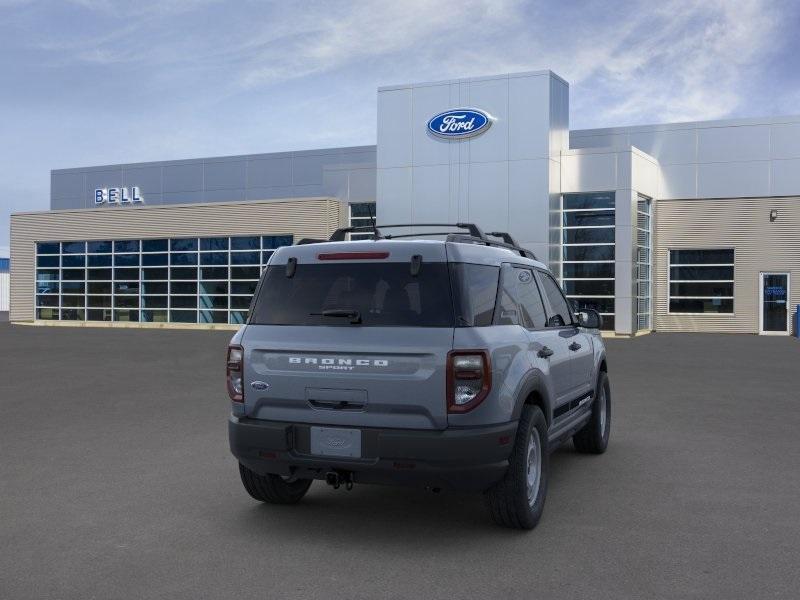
xmin=114 ymin=240 xmax=139 ymax=253
xmin=114 ymin=254 xmax=139 ymax=267
xmin=231 ymin=236 xmax=259 ymax=250
xmin=142 ymin=296 xmax=168 ymax=308
xmin=88 ymin=296 xmax=112 ymax=308
xmin=37 ymin=256 xmax=59 ymax=268
xmin=88 ymin=254 xmax=113 ymax=267
xmin=142 ymin=239 xmax=168 ymax=252
xmin=87 ymin=309 xmax=112 ymax=321
xmin=142 ymin=310 xmax=168 ymax=322
xmin=36 ymin=269 xmax=59 ymax=281
xmin=563 ymin=245 xmax=614 ymax=261
xmin=62 ymin=241 xmax=86 ymax=254
xmin=62 ymin=269 xmax=85 ymax=281
xmin=563 ymin=280 xmax=614 ymax=296
xmin=563 ymin=228 xmax=615 ymax=244
xmin=231 ymin=251 xmax=259 ymax=265
xmin=231 ymin=266 xmax=260 ymax=280
xmin=62 ymin=282 xmax=85 ymax=294
xmin=200 ymin=252 xmax=228 ymax=265
xmin=170 ymin=310 xmax=197 ymax=323
xmin=36 ymin=281 xmax=59 ymax=294
xmin=250 ymin=262 xmax=455 ymax=327
xmin=62 ymin=255 xmax=85 ymax=267
xmin=114 ymin=309 xmax=139 ymax=322
xmin=37 ymin=308 xmax=59 ymax=320
xmin=88 ymin=241 xmax=112 ymax=253
xmin=495 ymin=266 xmax=547 ymax=328
xmin=36 ymin=242 xmax=59 ymax=254
xmin=88 ymin=268 xmax=112 ymax=280
xmin=448 ymin=263 xmax=499 ymax=327
xmin=201 ymin=267 xmax=227 ymax=280
xmin=231 ymin=296 xmax=252 ymax=310
xmin=114 ymin=281 xmax=140 ymax=294
xmin=200 ymin=295 xmax=228 ymax=310
xmin=115 ymin=296 xmax=138 ymax=308
xmin=114 ymin=268 xmax=139 ymax=280
xmin=262 ymin=235 xmax=293 ymax=249
xmin=563 ymin=193 xmax=615 ymax=210
xmin=200 ymin=237 xmax=229 ymax=251
xmin=200 ymin=310 xmax=228 ymax=324
xmin=538 ymin=271 xmax=573 ymax=327
xmin=563 ymin=263 xmax=615 ymax=278
xmin=61 ymin=295 xmax=84 ymax=307
xmin=262 ymin=251 xmax=275 ymax=264
xmin=563 ymin=211 xmax=615 ymax=227
xmin=142 ymin=253 xmax=168 ymax=266
xmin=170 ymin=267 xmax=197 ymax=280
xmin=170 ymin=253 xmax=198 ymax=266
xmin=142 ymin=268 xmax=168 ymax=280
xmin=141 ymin=281 xmax=168 ymax=295
xmin=231 ymin=281 xmax=257 ymax=295
xmin=668 ymin=249 xmax=734 ymax=314
xmin=170 ymin=238 xmax=198 ymax=251
xmin=170 ymin=281 xmax=197 ymax=295
xmin=61 ymin=309 xmax=85 ymax=320
xmin=170 ymin=296 xmax=196 ymax=309
xmin=230 ymin=311 xmax=247 ymax=324
xmin=36 ymin=295 xmax=59 ymax=307
xmin=200 ymin=281 xmax=227 ymax=295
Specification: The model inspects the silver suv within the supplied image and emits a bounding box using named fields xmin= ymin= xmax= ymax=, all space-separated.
xmin=227 ymin=224 xmax=610 ymax=529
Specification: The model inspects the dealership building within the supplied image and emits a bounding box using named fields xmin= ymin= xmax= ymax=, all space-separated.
xmin=9 ymin=69 xmax=800 ymax=335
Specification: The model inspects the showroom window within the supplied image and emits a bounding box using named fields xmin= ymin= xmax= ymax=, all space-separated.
xmin=34 ymin=235 xmax=293 ymax=324
xmin=668 ymin=249 xmax=734 ymax=314
xmin=636 ymin=197 xmax=652 ymax=330
xmin=561 ymin=192 xmax=615 ymax=330
xmin=349 ymin=202 xmax=376 ymax=240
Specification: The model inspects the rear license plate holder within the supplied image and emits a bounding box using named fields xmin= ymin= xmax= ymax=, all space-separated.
xmin=310 ymin=426 xmax=362 ymax=458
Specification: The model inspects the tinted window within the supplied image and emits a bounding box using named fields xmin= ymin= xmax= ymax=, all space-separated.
xmin=538 ymin=271 xmax=573 ymax=327
xmin=251 ymin=262 xmax=454 ymax=327
xmin=449 ymin=263 xmax=499 ymax=327
xmin=495 ymin=266 xmax=547 ymax=328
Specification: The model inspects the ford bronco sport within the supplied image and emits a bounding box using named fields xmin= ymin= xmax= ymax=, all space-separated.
xmin=228 ymin=223 xmax=610 ymax=529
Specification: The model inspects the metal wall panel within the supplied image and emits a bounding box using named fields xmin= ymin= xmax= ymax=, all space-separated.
xmin=654 ymin=196 xmax=800 ymax=333
xmin=10 ymin=198 xmax=345 ymax=322
xmin=51 ymin=147 xmax=376 ymax=209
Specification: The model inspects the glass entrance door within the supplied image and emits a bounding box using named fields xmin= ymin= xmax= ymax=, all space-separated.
xmin=759 ymin=273 xmax=790 ymax=335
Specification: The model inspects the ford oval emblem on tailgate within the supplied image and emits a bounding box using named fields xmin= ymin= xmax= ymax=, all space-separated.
xmin=251 ymin=381 xmax=269 ymax=390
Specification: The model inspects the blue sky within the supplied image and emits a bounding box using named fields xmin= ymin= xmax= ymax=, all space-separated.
xmin=1 ymin=0 xmax=799 ymax=249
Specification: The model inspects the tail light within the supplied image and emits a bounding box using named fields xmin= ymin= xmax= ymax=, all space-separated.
xmin=227 ymin=344 xmax=244 ymax=402
xmin=447 ymin=350 xmax=491 ymax=413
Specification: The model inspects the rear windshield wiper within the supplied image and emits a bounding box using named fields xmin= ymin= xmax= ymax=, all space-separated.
xmin=310 ymin=309 xmax=362 ymax=324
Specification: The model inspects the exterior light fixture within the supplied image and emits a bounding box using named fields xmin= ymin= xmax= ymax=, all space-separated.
xmin=769 ymin=209 xmax=778 ymax=222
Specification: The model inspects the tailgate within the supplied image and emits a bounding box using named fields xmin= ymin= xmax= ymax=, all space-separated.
xmin=242 ymin=325 xmax=453 ymax=430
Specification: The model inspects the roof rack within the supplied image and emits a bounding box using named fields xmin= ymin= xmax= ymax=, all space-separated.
xmin=321 ymin=223 xmax=536 ymax=260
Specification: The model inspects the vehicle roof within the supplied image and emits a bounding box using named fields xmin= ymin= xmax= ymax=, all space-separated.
xmin=270 ymin=238 xmax=549 ymax=270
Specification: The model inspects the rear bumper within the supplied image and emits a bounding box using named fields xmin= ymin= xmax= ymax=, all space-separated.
xmin=229 ymin=416 xmax=518 ymax=492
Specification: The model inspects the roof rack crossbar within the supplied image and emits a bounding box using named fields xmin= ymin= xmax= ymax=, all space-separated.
xmin=320 ymin=222 xmax=535 ymax=260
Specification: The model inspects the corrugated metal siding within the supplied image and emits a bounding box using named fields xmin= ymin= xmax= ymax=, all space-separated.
xmin=0 ymin=271 xmax=9 ymax=311
xmin=654 ymin=197 xmax=800 ymax=333
xmin=10 ymin=198 xmax=344 ymax=322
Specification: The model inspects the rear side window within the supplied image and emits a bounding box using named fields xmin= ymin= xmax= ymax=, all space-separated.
xmin=250 ymin=262 xmax=454 ymax=327
xmin=537 ymin=271 xmax=574 ymax=327
xmin=496 ymin=266 xmax=548 ymax=328
xmin=449 ymin=263 xmax=500 ymax=326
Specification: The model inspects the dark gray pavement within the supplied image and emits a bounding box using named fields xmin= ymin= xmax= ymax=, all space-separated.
xmin=1 ymin=323 xmax=799 ymax=599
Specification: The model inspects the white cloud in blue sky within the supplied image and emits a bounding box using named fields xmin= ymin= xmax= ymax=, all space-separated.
xmin=1 ymin=0 xmax=798 ymax=247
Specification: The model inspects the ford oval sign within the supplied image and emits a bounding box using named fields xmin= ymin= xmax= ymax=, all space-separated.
xmin=427 ymin=108 xmax=493 ymax=139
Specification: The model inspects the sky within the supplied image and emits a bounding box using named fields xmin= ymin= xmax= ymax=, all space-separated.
xmin=1 ymin=0 xmax=799 ymax=249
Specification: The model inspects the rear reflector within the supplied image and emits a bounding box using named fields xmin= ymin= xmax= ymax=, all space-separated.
xmin=318 ymin=252 xmax=390 ymax=260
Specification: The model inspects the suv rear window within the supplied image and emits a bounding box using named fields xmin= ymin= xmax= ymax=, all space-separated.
xmin=249 ymin=262 xmax=455 ymax=327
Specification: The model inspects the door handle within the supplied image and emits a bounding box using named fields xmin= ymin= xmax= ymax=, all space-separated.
xmin=538 ymin=346 xmax=554 ymax=358
xmin=568 ymin=342 xmax=582 ymax=351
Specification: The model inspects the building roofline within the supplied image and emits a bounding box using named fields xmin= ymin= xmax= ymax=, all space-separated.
xmin=572 ymin=114 xmax=800 ymax=137
xmin=378 ymin=69 xmax=568 ymax=92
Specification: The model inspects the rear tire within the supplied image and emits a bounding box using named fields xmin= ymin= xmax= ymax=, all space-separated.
xmin=573 ymin=371 xmax=611 ymax=454
xmin=485 ymin=405 xmax=549 ymax=530
xmin=238 ymin=463 xmax=312 ymax=504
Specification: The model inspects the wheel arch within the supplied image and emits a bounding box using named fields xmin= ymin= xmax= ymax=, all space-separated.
xmin=512 ymin=370 xmax=553 ymax=428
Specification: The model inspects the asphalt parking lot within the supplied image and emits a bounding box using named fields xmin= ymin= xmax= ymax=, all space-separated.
xmin=1 ymin=324 xmax=799 ymax=599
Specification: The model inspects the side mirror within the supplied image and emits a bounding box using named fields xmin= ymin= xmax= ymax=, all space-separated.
xmin=576 ymin=309 xmax=602 ymax=329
